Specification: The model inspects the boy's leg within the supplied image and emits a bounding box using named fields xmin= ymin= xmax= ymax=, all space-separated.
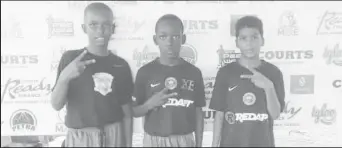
xmin=104 ymin=122 xmax=123 ymax=147
xmin=65 ymin=128 xmax=101 ymax=147
xmin=143 ymin=132 xmax=195 ymax=147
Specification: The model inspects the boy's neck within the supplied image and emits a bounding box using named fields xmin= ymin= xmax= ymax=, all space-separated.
xmin=238 ymin=55 xmax=261 ymax=69
xmin=159 ymin=55 xmax=181 ymax=66
xmin=87 ymin=45 xmax=109 ymax=56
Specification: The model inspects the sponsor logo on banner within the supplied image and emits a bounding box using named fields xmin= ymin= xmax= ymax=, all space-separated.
xmin=204 ymin=77 xmax=215 ymax=100
xmin=278 ymin=11 xmax=299 ymax=36
xmin=312 ymin=103 xmax=336 ymax=125
xmin=111 ymin=16 xmax=145 ymax=41
xmin=180 ymin=44 xmax=198 ymax=65
xmin=217 ymin=45 xmax=241 ymax=68
xmin=46 ymin=15 xmax=74 ymax=38
xmin=55 ymin=107 xmax=67 ymax=133
xmin=323 ymin=43 xmax=342 ymax=66
xmin=277 ymin=101 xmax=302 ymax=121
xmin=333 ymin=79 xmax=341 ymax=89
xmin=133 ymin=45 xmax=159 ymax=67
xmin=316 ymin=11 xmax=342 ymax=35
xmin=259 ymin=50 xmax=314 ymax=65
xmin=1 ymin=78 xmax=52 ymax=104
xmin=230 ymin=14 xmax=257 ymax=36
xmin=1 ymin=17 xmax=24 ymax=39
xmin=1 ymin=55 xmax=39 ymax=69
xmin=10 ymin=109 xmax=37 ymax=132
xmin=290 ymin=75 xmax=315 ymax=94
xmin=51 ymin=46 xmax=68 ymax=72
xmin=182 ymin=19 xmax=219 ymax=34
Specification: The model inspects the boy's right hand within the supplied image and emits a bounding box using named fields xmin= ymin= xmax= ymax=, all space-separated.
xmin=59 ymin=50 xmax=96 ymax=82
xmin=146 ymin=88 xmax=177 ymax=109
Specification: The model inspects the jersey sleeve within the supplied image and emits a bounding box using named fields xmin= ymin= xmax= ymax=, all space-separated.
xmin=117 ymin=61 xmax=134 ymax=105
xmin=273 ymin=69 xmax=285 ymax=112
xmin=133 ymin=67 xmax=147 ymax=106
xmin=194 ymin=70 xmax=206 ymax=107
xmin=209 ymin=68 xmax=228 ymax=112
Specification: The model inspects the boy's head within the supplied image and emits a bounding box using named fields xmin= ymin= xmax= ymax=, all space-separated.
xmin=82 ymin=3 xmax=114 ymax=47
xmin=235 ymin=16 xmax=264 ymax=59
xmin=154 ymin=14 xmax=186 ymax=60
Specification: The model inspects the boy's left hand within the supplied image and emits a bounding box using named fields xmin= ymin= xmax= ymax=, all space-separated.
xmin=241 ymin=68 xmax=274 ymax=90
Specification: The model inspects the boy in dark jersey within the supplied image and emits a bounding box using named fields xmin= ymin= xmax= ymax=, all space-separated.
xmin=210 ymin=16 xmax=285 ymax=147
xmin=50 ymin=3 xmax=133 ymax=147
xmin=132 ymin=14 xmax=205 ymax=147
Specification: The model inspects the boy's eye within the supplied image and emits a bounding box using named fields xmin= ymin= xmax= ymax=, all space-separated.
xmin=159 ymin=35 xmax=167 ymax=40
xmin=172 ymin=35 xmax=180 ymax=40
xmin=238 ymin=37 xmax=246 ymax=40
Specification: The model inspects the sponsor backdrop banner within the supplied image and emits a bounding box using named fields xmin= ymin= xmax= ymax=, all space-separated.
xmin=1 ymin=1 xmax=341 ymax=147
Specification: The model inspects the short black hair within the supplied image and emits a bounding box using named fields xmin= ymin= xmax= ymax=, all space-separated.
xmin=84 ymin=2 xmax=113 ymax=19
xmin=235 ymin=16 xmax=264 ymax=38
xmin=155 ymin=14 xmax=184 ymax=34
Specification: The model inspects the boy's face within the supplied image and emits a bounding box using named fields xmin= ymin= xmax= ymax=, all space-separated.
xmin=236 ymin=27 xmax=263 ymax=59
xmin=83 ymin=10 xmax=114 ymax=47
xmin=154 ymin=20 xmax=184 ymax=60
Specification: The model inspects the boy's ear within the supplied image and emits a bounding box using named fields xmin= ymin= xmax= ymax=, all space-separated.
xmin=111 ymin=23 xmax=116 ymax=34
xmin=153 ymin=35 xmax=157 ymax=45
xmin=82 ymin=24 xmax=87 ymax=34
xmin=182 ymin=34 xmax=186 ymax=44
xmin=261 ymin=37 xmax=265 ymax=46
xmin=235 ymin=38 xmax=238 ymax=48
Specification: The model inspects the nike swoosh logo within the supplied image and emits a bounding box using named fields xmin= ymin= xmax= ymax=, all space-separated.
xmin=150 ymin=83 xmax=160 ymax=88
xmin=228 ymin=85 xmax=238 ymax=91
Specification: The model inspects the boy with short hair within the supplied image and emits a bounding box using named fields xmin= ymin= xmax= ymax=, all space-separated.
xmin=50 ymin=2 xmax=133 ymax=147
xmin=132 ymin=14 xmax=205 ymax=147
xmin=210 ymin=16 xmax=285 ymax=147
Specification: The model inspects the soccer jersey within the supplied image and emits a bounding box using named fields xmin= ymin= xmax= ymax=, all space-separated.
xmin=54 ymin=48 xmax=134 ymax=129
xmin=209 ymin=60 xmax=285 ymax=147
xmin=134 ymin=58 xmax=206 ymax=137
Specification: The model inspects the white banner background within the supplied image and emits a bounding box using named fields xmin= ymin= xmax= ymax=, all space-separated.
xmin=1 ymin=1 xmax=342 ymax=147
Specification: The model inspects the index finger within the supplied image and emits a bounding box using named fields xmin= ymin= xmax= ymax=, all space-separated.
xmin=73 ymin=50 xmax=88 ymax=62
xmin=247 ymin=68 xmax=260 ymax=75
xmin=159 ymin=87 xmax=169 ymax=94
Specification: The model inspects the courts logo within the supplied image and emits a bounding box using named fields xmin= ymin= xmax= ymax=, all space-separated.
xmin=1 ymin=55 xmax=38 ymax=69
xmin=278 ymin=11 xmax=299 ymax=36
xmin=276 ymin=101 xmax=302 ymax=121
xmin=46 ymin=15 xmax=74 ymax=38
xmin=290 ymin=75 xmax=315 ymax=94
xmin=55 ymin=107 xmax=67 ymax=133
xmin=180 ymin=44 xmax=197 ymax=65
xmin=333 ymin=79 xmax=341 ymax=89
xmin=259 ymin=50 xmax=314 ymax=65
xmin=1 ymin=17 xmax=24 ymax=39
xmin=204 ymin=77 xmax=215 ymax=100
xmin=182 ymin=19 xmax=219 ymax=34
xmin=323 ymin=43 xmax=342 ymax=66
xmin=111 ymin=16 xmax=145 ymax=41
xmin=316 ymin=11 xmax=342 ymax=35
xmin=312 ymin=103 xmax=336 ymax=125
xmin=133 ymin=45 xmax=159 ymax=67
xmin=51 ymin=46 xmax=68 ymax=72
xmin=1 ymin=78 xmax=52 ymax=104
xmin=217 ymin=45 xmax=241 ymax=68
xmin=10 ymin=109 xmax=37 ymax=132
xmin=230 ymin=14 xmax=257 ymax=36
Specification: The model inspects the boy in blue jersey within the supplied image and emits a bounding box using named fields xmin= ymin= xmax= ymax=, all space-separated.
xmin=132 ymin=14 xmax=205 ymax=147
xmin=210 ymin=16 xmax=285 ymax=147
xmin=50 ymin=3 xmax=133 ymax=147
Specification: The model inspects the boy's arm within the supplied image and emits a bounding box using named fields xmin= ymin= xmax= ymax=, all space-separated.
xmin=194 ymin=70 xmax=206 ymax=147
xmin=265 ymin=69 xmax=285 ymax=119
xmin=117 ymin=63 xmax=134 ymax=147
xmin=209 ymin=68 xmax=228 ymax=147
xmin=132 ymin=68 xmax=151 ymax=117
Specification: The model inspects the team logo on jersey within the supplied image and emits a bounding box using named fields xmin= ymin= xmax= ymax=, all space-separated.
xmin=225 ymin=111 xmax=236 ymax=124
xmin=92 ymin=73 xmax=114 ymax=96
xmin=165 ymin=77 xmax=177 ymax=90
xmin=10 ymin=109 xmax=37 ymax=132
xmin=243 ymin=92 xmax=256 ymax=106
